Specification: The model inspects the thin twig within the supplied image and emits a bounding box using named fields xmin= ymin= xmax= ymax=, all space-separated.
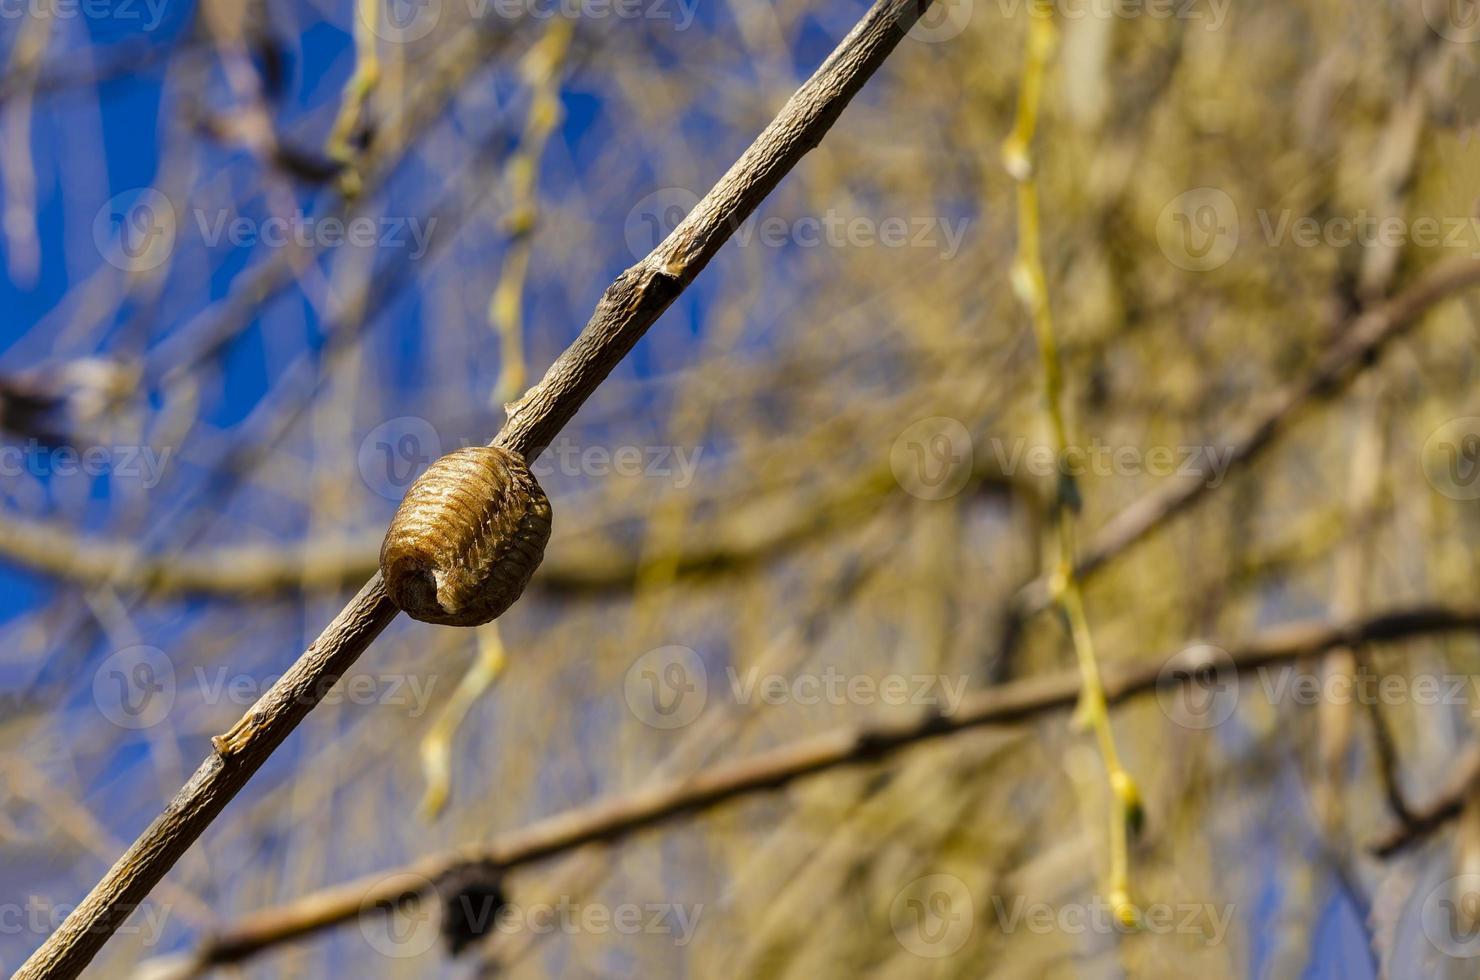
xmin=1362 ymin=659 xmax=1417 ymax=829
xmin=994 ymin=254 xmax=1480 ymax=673
xmin=173 ymin=603 xmax=1480 ymax=973
xmin=12 ymin=3 xmax=938 ymax=976
xmin=1370 ymin=744 xmax=1480 ymax=858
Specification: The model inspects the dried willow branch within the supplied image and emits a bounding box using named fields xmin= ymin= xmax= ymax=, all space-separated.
xmin=14 ymin=3 xmax=938 ymax=975
xmin=994 ymin=254 xmax=1480 ymax=674
xmin=169 ymin=603 xmax=1480 ymax=973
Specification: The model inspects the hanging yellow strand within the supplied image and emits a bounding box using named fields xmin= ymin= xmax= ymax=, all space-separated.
xmin=325 ymin=0 xmax=382 ymax=198
xmin=1003 ymin=0 xmax=1142 ymax=927
xmin=490 ymin=18 xmax=576 ymax=407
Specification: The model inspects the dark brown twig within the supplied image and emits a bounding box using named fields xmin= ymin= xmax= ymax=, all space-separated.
xmin=1370 ymin=744 xmax=1480 ymax=858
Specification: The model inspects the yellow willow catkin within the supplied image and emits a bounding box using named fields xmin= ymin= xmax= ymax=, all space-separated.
xmin=1003 ymin=0 xmax=1142 ymax=928
xmin=490 ymin=18 xmax=575 ymax=406
xmin=325 ymin=0 xmax=382 ymax=197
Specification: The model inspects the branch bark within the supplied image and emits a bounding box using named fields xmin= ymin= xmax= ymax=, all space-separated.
xmin=171 ymin=603 xmax=1480 ymax=973
xmin=13 ymin=3 xmax=938 ymax=976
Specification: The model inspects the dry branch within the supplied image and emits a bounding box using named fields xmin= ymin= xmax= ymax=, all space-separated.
xmin=995 ymin=255 xmax=1480 ymax=671
xmin=174 ymin=603 xmax=1480 ymax=973
xmin=13 ymin=3 xmax=938 ymax=976
xmin=1369 ymin=743 xmax=1480 ymax=858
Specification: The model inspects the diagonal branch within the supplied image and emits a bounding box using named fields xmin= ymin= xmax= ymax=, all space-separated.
xmin=1369 ymin=743 xmax=1480 ymax=858
xmin=13 ymin=3 xmax=939 ymax=976
xmin=994 ymin=255 xmax=1480 ymax=673
xmin=173 ymin=603 xmax=1480 ymax=973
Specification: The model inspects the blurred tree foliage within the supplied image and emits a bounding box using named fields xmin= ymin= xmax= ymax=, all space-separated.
xmin=4 ymin=0 xmax=1480 ymax=976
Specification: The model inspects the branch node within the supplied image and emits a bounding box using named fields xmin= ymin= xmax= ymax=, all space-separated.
xmin=212 ymin=711 xmax=263 ymax=758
